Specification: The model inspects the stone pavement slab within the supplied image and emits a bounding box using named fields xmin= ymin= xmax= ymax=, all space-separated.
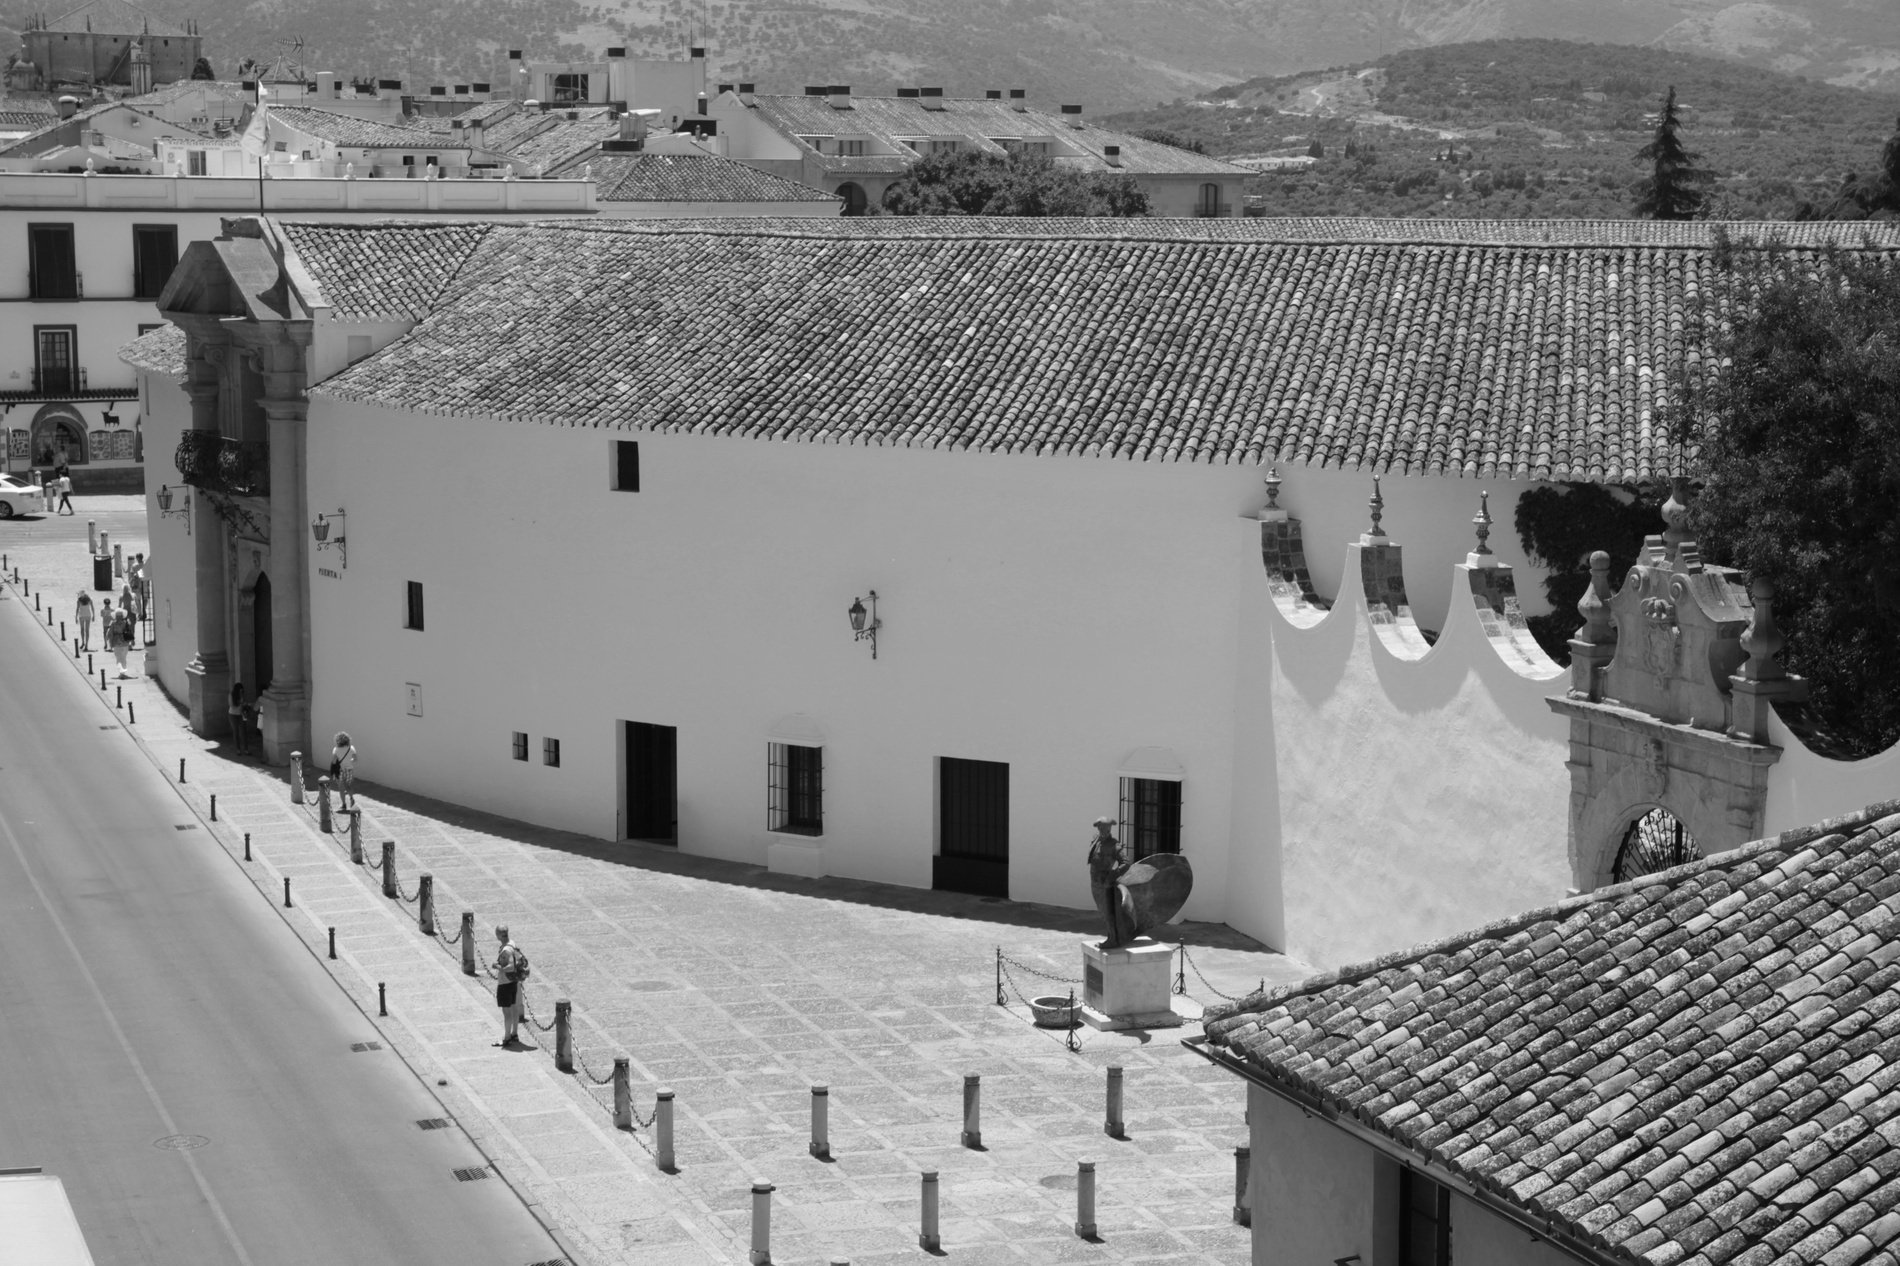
xmin=3 ymin=499 xmax=1315 ymax=1265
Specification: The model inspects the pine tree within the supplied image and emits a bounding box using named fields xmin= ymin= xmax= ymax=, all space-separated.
xmin=1633 ymin=86 xmax=1710 ymax=221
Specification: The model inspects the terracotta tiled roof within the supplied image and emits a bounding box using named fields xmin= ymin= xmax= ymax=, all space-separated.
xmin=287 ymin=217 xmax=1900 ymax=478
xmin=1203 ymin=799 xmax=1900 ymax=1266
xmin=119 ymin=321 xmax=185 ymax=377
xmin=43 ymin=0 xmax=187 ymax=36
xmin=266 ymin=105 xmax=456 ymax=151
xmin=547 ymin=150 xmax=836 ymax=202
xmin=276 ymin=221 xmax=493 ymax=321
xmin=473 ymin=106 xmax=621 ymax=169
xmin=742 ymin=93 xmax=1250 ymax=178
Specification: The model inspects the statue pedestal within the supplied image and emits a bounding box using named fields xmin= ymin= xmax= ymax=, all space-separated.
xmin=1079 ymin=937 xmax=1184 ymax=1031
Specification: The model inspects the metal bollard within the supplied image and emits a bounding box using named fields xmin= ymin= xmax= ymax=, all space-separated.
xmin=283 ymin=877 xmax=292 ymax=907
xmin=381 ymin=840 xmax=396 ymax=898
xmin=1075 ymin=1160 xmax=1098 ymax=1238
xmin=99 ymin=531 xmax=107 ymax=561
xmin=178 ymin=756 xmax=185 ymax=782
xmin=87 ymin=520 xmax=95 ymax=552
xmin=1105 ymin=1065 xmax=1125 ymax=1139
xmin=810 ymin=1085 xmax=830 ymax=1160
xmin=127 ymin=701 xmax=134 ymax=724
xmin=961 ymin=1073 xmax=982 ymax=1148
xmin=1233 ymin=1146 xmax=1251 ymax=1226
xmin=115 ymin=685 xmax=121 ymax=708
xmin=113 ymin=543 xmax=123 ymax=578
xmin=749 ymin=1178 xmax=774 ymax=1265
xmin=290 ymin=751 xmax=305 ymax=804
xmin=613 ymin=1057 xmax=632 ymax=1129
xmin=328 ymin=927 xmax=337 ymax=960
xmin=460 ymin=912 xmax=476 ymax=976
xmin=209 ymin=793 xmax=216 ymax=821
xmin=656 ymin=1088 xmax=676 ymax=1172
xmin=88 ymin=652 xmax=93 ymax=674
xmin=317 ymin=776 xmax=333 ymax=833
xmin=59 ymin=620 xmax=64 ymax=640
xmin=348 ymin=809 xmax=363 ymax=863
xmin=243 ymin=832 xmax=251 ymax=861
xmin=554 ymin=999 xmax=572 ymax=1072
xmin=100 ymin=668 xmax=106 ymax=689
xmin=34 ymin=591 xmax=40 ymax=611
xmin=418 ymin=873 xmax=435 ymax=935
xmin=919 ymin=1171 xmax=941 ymax=1251
xmin=378 ymin=982 xmax=387 ymax=1016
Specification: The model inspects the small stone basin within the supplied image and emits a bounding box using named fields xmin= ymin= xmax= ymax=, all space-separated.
xmin=1030 ymin=995 xmax=1078 ymax=1028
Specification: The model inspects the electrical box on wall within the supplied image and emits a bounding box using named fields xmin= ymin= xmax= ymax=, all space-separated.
xmin=406 ymin=682 xmax=422 ymax=717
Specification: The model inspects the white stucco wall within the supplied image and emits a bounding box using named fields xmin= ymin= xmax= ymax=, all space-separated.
xmin=136 ymin=366 xmax=195 ymax=702
xmin=1763 ymin=709 xmax=1900 ymax=838
xmin=1261 ymin=540 xmax=1573 ymax=964
xmin=1451 ymin=1193 xmax=1587 ymax=1265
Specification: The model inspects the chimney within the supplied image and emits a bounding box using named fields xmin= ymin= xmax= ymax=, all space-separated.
xmin=738 ymin=82 xmax=755 ymax=103
xmin=920 ymin=86 xmax=942 ymax=97
xmin=1061 ymin=103 xmax=1084 ymax=127
xmin=695 ymin=96 xmax=707 ymax=115
xmin=897 ymin=87 xmax=920 ymax=98
xmin=1010 ymin=87 xmax=1027 ymax=112
xmin=566 ymin=109 xmax=580 ymax=121
xmin=468 ymin=118 xmax=484 ymax=147
xmin=56 ymin=94 xmax=78 ymax=118
xmin=804 ymin=85 xmax=828 ymax=96
xmin=1103 ymin=143 xmax=1121 ymax=167
xmin=315 ymin=70 xmax=335 ymax=97
xmin=985 ymin=89 xmax=1001 ymax=99
xmin=828 ymin=84 xmax=851 ymax=109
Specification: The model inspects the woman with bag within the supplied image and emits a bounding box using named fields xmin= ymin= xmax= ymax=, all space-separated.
xmin=329 ymin=732 xmax=357 ymax=809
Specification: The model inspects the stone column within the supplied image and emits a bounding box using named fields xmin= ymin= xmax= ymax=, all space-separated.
xmin=183 ymin=370 xmax=231 ymax=737
xmin=259 ymin=393 xmax=310 ymax=765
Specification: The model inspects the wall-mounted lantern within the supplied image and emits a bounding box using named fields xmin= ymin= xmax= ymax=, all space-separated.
xmin=847 ymin=589 xmax=881 ymax=659
xmin=155 ymin=482 xmax=190 ymax=534
xmin=312 ymin=507 xmax=346 ymax=568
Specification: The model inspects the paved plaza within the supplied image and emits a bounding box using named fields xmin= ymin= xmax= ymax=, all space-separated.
xmin=3 ymin=496 xmax=1313 ymax=1265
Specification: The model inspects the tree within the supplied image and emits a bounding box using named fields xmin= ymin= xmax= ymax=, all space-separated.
xmin=1133 ymin=128 xmax=1203 ymax=154
xmin=1792 ymin=115 xmax=1900 ymax=220
xmin=1513 ymin=482 xmax=1666 ymax=663
xmin=1668 ymin=244 xmax=1900 ymax=756
xmin=1632 ymin=85 xmax=1710 ymax=220
xmin=880 ymin=151 xmax=1149 ymax=217
xmin=191 ymin=56 xmax=216 ymax=80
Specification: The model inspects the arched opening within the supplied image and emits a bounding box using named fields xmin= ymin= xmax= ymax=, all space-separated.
xmin=30 ymin=403 xmax=88 ymax=466
xmin=836 ymin=181 xmax=867 ymax=216
xmin=251 ymin=572 xmax=273 ymax=697
xmin=1611 ymin=807 xmax=1699 ymax=884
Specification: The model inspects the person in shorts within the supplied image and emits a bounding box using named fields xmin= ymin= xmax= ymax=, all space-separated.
xmin=493 ymin=926 xmax=527 ymax=1047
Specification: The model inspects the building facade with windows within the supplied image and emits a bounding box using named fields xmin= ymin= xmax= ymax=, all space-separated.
xmin=16 ymin=1 xmax=203 ymax=92
xmin=2 ymin=172 xmax=593 ymax=490
xmin=128 ymin=216 xmax=1900 ymax=962
xmin=704 ymin=87 xmax=1249 ymax=216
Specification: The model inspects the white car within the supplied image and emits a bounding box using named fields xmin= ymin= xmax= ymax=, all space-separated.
xmin=0 ymin=474 xmax=47 ymax=518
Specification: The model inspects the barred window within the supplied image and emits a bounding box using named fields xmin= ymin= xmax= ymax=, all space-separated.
xmin=543 ymin=737 xmax=561 ymax=768
xmin=1119 ymin=777 xmax=1182 ymax=859
xmin=511 ymin=731 xmax=528 ymax=761
xmin=768 ymin=743 xmax=823 ymax=835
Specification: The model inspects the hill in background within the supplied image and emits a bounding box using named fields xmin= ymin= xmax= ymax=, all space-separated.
xmin=1103 ymin=39 xmax=1899 ymax=219
xmin=0 ymin=0 xmax=1894 ymax=115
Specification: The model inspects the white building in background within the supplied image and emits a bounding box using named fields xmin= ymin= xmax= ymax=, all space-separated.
xmin=127 ymin=215 xmax=1900 ymax=963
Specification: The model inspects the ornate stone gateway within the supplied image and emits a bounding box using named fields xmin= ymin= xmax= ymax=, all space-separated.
xmin=1549 ymin=481 xmax=1806 ymax=891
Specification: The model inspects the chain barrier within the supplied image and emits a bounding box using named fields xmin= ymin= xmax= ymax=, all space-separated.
xmin=996 ymin=956 xmax=1086 ymax=1053
xmin=575 ymin=1049 xmax=619 ymax=1086
xmin=1179 ymin=944 xmax=1244 ymax=1003
xmin=996 ymin=950 xmax=1083 ymax=986
xmin=521 ymin=992 xmax=558 ymax=1034
xmin=396 ymin=877 xmax=420 ymax=904
xmin=439 ymin=922 xmax=464 ymax=945
xmin=475 ymin=942 xmax=499 ymax=980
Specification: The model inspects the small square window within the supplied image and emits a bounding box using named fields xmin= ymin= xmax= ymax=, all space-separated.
xmin=768 ymin=742 xmax=822 ymax=835
xmin=543 ymin=737 xmax=561 ymax=767
xmin=404 ymin=581 xmax=424 ymax=631
xmin=511 ymin=731 xmax=528 ymax=761
xmin=613 ymin=439 xmax=640 ymax=492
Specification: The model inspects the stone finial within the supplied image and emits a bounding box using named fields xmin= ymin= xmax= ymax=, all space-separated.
xmin=1262 ymin=465 xmax=1281 ymax=513
xmin=1471 ymin=490 xmax=1493 ymax=556
xmin=1661 ymin=476 xmax=1692 ymax=560
xmin=1576 ymin=550 xmax=1614 ymax=645
xmin=1738 ymin=575 xmax=1788 ymax=681
xmin=1365 ymin=474 xmax=1386 ymax=543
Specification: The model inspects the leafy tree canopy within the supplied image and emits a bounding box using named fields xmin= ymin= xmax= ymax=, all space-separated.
xmin=1132 ymin=128 xmax=1203 ymax=154
xmin=1795 ymin=114 xmax=1900 ymax=221
xmin=879 ymin=151 xmax=1149 ymax=218
xmin=1671 ymin=245 xmax=1900 ymax=756
xmin=1513 ymin=483 xmax=1665 ymax=663
xmin=1633 ymin=85 xmax=1711 ymax=220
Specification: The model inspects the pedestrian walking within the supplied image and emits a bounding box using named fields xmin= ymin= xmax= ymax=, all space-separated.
xmin=56 ymin=473 xmax=73 ymax=515
xmin=229 ymin=682 xmax=251 ymax=756
xmin=329 ymin=731 xmax=358 ymax=809
xmin=74 ymin=591 xmax=94 ymax=650
xmin=493 ymin=925 xmax=529 ymax=1047
xmin=120 ymin=583 xmax=140 ymax=646
xmin=107 ymin=603 xmax=134 ymax=678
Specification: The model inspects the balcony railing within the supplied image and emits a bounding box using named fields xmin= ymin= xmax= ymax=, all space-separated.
xmin=32 ymin=365 xmax=87 ymax=394
xmin=176 ymin=431 xmax=269 ymax=497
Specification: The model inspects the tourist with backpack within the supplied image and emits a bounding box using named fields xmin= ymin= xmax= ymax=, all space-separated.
xmin=493 ymin=925 xmax=530 ymax=1047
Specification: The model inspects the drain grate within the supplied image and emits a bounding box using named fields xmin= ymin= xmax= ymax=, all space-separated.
xmin=452 ymin=1166 xmax=490 ymax=1182
xmin=350 ymin=1041 xmax=384 ymax=1053
xmin=416 ymin=1118 xmax=451 ymax=1130
xmin=173 ymin=824 xmax=198 ymax=832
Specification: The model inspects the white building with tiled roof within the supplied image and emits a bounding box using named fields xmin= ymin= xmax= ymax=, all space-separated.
xmin=545 ymin=149 xmax=839 ymax=217
xmin=707 ymin=86 xmax=1250 ymax=217
xmin=124 ymin=216 xmax=1900 ymax=962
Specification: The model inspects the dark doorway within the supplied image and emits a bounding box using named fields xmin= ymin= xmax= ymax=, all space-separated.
xmin=935 ymin=757 xmax=1008 ymax=897
xmin=624 ymin=721 xmax=677 ymax=843
xmin=251 ymin=572 xmax=273 ymax=696
xmin=837 ymin=181 xmax=868 ymax=215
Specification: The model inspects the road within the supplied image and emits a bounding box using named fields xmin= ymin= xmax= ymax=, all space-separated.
xmin=0 ymin=582 xmax=565 ymax=1265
